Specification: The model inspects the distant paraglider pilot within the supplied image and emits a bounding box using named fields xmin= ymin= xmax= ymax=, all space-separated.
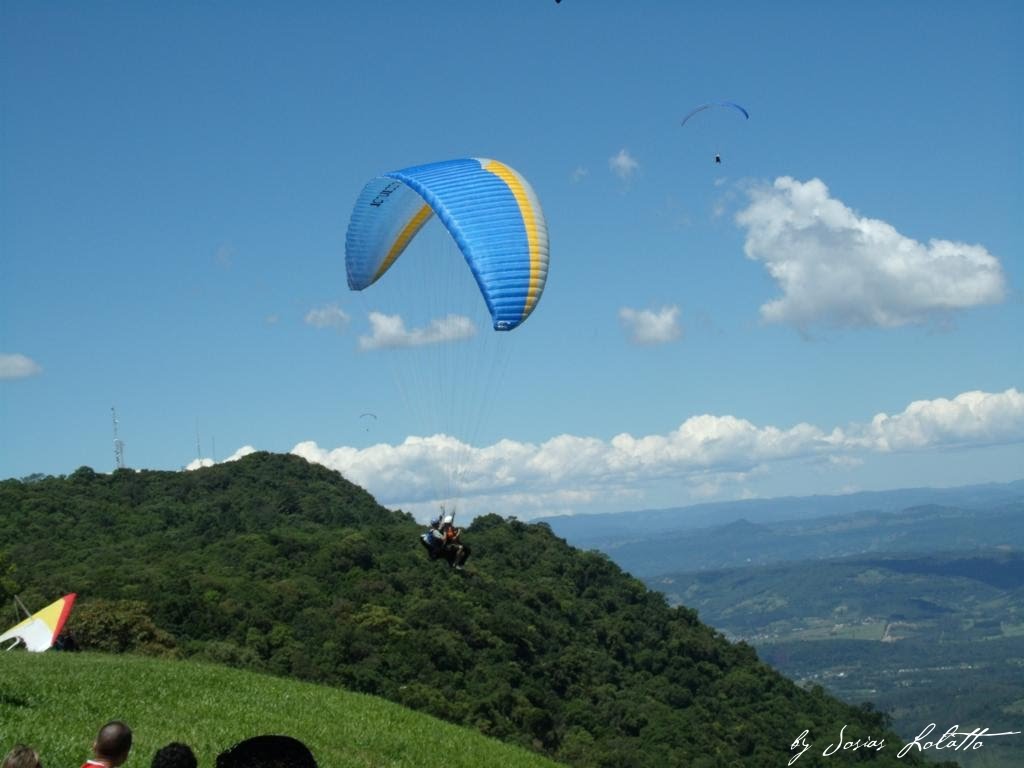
xmin=679 ymin=101 xmax=749 ymax=168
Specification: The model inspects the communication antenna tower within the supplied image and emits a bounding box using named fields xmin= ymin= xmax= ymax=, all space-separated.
xmin=111 ymin=407 xmax=125 ymax=469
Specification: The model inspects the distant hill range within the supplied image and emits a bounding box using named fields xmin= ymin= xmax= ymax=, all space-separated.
xmin=650 ymin=548 xmax=1024 ymax=638
xmin=538 ymin=480 xmax=1024 ymax=577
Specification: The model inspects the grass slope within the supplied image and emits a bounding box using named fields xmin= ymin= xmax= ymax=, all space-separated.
xmin=0 ymin=651 xmax=563 ymax=768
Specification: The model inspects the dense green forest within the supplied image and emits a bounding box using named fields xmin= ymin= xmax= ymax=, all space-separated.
xmin=1 ymin=453 xmax=956 ymax=767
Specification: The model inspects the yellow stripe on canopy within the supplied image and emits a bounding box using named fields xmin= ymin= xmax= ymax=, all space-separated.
xmin=482 ymin=159 xmax=544 ymax=322
xmin=374 ymin=203 xmax=434 ymax=283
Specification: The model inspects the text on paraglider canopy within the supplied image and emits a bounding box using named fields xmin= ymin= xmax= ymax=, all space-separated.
xmin=370 ymin=181 xmax=402 ymax=207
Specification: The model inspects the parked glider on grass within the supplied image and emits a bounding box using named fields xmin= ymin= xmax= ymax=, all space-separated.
xmin=1 ymin=593 xmax=77 ymax=652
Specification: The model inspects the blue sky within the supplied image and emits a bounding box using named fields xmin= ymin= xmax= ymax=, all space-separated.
xmin=2 ymin=1 xmax=1022 ymax=521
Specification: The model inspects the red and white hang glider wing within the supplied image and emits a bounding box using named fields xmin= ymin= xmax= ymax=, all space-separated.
xmin=1 ymin=593 xmax=77 ymax=652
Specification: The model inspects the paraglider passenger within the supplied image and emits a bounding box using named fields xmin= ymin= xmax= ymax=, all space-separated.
xmin=714 ymin=153 xmax=721 ymax=164
xmin=440 ymin=514 xmax=470 ymax=570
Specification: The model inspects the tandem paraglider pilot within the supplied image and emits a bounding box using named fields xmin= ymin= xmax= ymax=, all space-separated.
xmin=420 ymin=509 xmax=470 ymax=570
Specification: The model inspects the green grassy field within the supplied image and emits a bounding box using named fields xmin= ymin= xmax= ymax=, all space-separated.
xmin=0 ymin=652 xmax=564 ymax=767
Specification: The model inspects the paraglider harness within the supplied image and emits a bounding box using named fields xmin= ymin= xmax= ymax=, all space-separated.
xmin=420 ymin=509 xmax=470 ymax=569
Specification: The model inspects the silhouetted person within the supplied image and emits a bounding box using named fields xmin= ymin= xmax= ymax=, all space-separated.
xmin=216 ymin=735 xmax=317 ymax=768
xmin=2 ymin=744 xmax=42 ymax=768
xmin=81 ymin=721 xmax=132 ymax=768
xmin=152 ymin=743 xmax=197 ymax=768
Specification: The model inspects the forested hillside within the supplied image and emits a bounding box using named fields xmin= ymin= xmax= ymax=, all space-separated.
xmin=0 ymin=453 xmax=955 ymax=767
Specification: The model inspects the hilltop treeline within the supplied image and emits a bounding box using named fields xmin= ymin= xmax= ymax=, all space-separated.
xmin=0 ymin=454 xmax=954 ymax=767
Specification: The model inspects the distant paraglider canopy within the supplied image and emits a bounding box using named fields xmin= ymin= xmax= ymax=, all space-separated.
xmin=680 ymin=101 xmax=750 ymax=164
xmin=680 ymin=101 xmax=750 ymax=127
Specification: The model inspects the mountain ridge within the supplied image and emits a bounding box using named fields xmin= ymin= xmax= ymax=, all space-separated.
xmin=538 ymin=480 xmax=1024 ymax=553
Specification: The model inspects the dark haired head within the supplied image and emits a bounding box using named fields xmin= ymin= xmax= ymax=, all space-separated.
xmin=152 ymin=742 xmax=197 ymax=768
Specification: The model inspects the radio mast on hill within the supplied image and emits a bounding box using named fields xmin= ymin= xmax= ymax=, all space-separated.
xmin=111 ymin=407 xmax=125 ymax=470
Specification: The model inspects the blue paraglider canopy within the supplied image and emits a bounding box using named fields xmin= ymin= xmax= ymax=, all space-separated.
xmin=680 ymin=101 xmax=749 ymax=127
xmin=345 ymin=158 xmax=549 ymax=332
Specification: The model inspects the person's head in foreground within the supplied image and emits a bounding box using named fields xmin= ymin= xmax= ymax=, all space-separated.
xmin=2 ymin=745 xmax=42 ymax=768
xmin=91 ymin=721 xmax=133 ymax=767
xmin=152 ymin=742 xmax=198 ymax=768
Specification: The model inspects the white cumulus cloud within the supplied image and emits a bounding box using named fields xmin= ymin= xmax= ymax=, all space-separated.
xmin=840 ymin=389 xmax=1024 ymax=452
xmin=359 ymin=312 xmax=476 ymax=350
xmin=305 ymin=304 xmax=350 ymax=330
xmin=619 ymin=306 xmax=682 ymax=344
xmin=287 ymin=388 xmax=1024 ymax=520
xmin=185 ymin=445 xmax=257 ymax=471
xmin=609 ymin=149 xmax=639 ymax=181
xmin=735 ymin=177 xmax=1006 ymax=329
xmin=0 ymin=354 xmax=42 ymax=380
